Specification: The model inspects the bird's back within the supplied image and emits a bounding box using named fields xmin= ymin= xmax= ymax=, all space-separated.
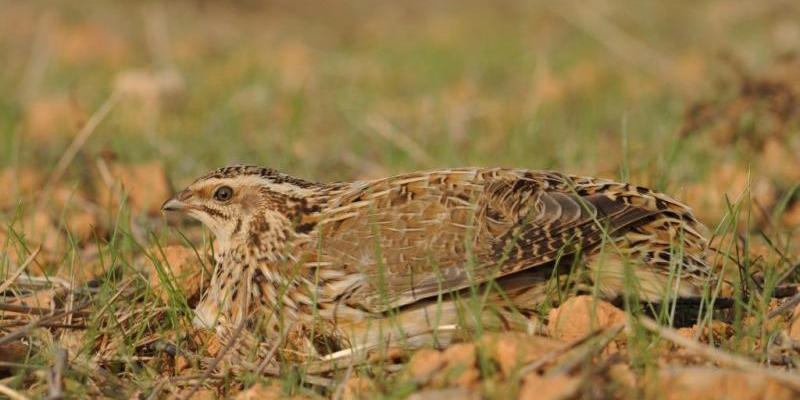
xmin=292 ymin=168 xmax=712 ymax=314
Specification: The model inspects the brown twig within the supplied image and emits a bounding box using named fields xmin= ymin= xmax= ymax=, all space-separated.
xmin=93 ymin=278 xmax=135 ymax=318
xmin=69 ymin=360 xmax=132 ymax=398
xmin=638 ymin=316 xmax=800 ymax=391
xmin=367 ymin=115 xmax=433 ymax=166
xmin=46 ymin=347 xmax=67 ymax=400
xmin=0 ymin=303 xmax=88 ymax=317
xmin=253 ymin=330 xmax=287 ymax=376
xmin=36 ymin=91 xmax=120 ymax=212
xmin=18 ymin=12 xmax=54 ymax=104
xmin=0 ymin=302 xmax=90 ymax=347
xmin=11 ymin=275 xmax=80 ymax=291
xmin=0 ymin=383 xmax=29 ymax=400
xmin=543 ymin=2 xmax=677 ymax=83
xmin=0 ymin=361 xmax=39 ymax=370
xmin=181 ymin=320 xmax=246 ymax=400
xmin=518 ymin=325 xmax=617 ymax=377
xmin=182 ymin=281 xmax=252 ymax=400
xmin=331 ymin=358 xmax=356 ymax=400
xmin=545 ymin=324 xmax=624 ymax=377
xmin=768 ymin=291 xmax=800 ymax=319
xmin=0 ymin=247 xmax=41 ymax=294
xmin=0 ymin=321 xmax=85 ymax=329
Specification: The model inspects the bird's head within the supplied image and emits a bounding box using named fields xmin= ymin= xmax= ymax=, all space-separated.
xmin=162 ymin=165 xmax=321 ymax=255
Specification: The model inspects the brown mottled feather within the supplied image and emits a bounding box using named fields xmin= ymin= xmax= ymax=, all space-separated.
xmin=301 ymin=169 xmax=708 ymax=314
xmin=168 ymin=166 xmax=717 ymax=357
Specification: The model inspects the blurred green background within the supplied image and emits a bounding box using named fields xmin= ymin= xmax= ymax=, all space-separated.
xmin=2 ymin=0 xmax=799 ymax=248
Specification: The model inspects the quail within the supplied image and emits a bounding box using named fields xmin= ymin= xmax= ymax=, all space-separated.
xmin=162 ymin=166 xmax=716 ymax=358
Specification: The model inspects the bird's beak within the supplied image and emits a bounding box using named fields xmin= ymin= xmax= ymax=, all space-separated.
xmin=161 ymin=198 xmax=187 ymax=212
xmin=161 ymin=190 xmax=193 ymax=213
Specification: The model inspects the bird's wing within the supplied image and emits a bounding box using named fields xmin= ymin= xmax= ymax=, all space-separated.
xmin=311 ymin=169 xmax=674 ymax=313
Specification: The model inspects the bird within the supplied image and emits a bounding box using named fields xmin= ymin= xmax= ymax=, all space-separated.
xmin=161 ymin=165 xmax=718 ymax=360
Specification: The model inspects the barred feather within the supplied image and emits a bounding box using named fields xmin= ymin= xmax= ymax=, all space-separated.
xmin=166 ymin=166 xmax=718 ymax=356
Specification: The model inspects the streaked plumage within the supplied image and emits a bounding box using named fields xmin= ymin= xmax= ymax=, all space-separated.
xmin=162 ymin=166 xmax=716 ymax=358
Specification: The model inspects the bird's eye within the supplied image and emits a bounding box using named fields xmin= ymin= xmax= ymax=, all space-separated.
xmin=213 ymin=186 xmax=234 ymax=202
